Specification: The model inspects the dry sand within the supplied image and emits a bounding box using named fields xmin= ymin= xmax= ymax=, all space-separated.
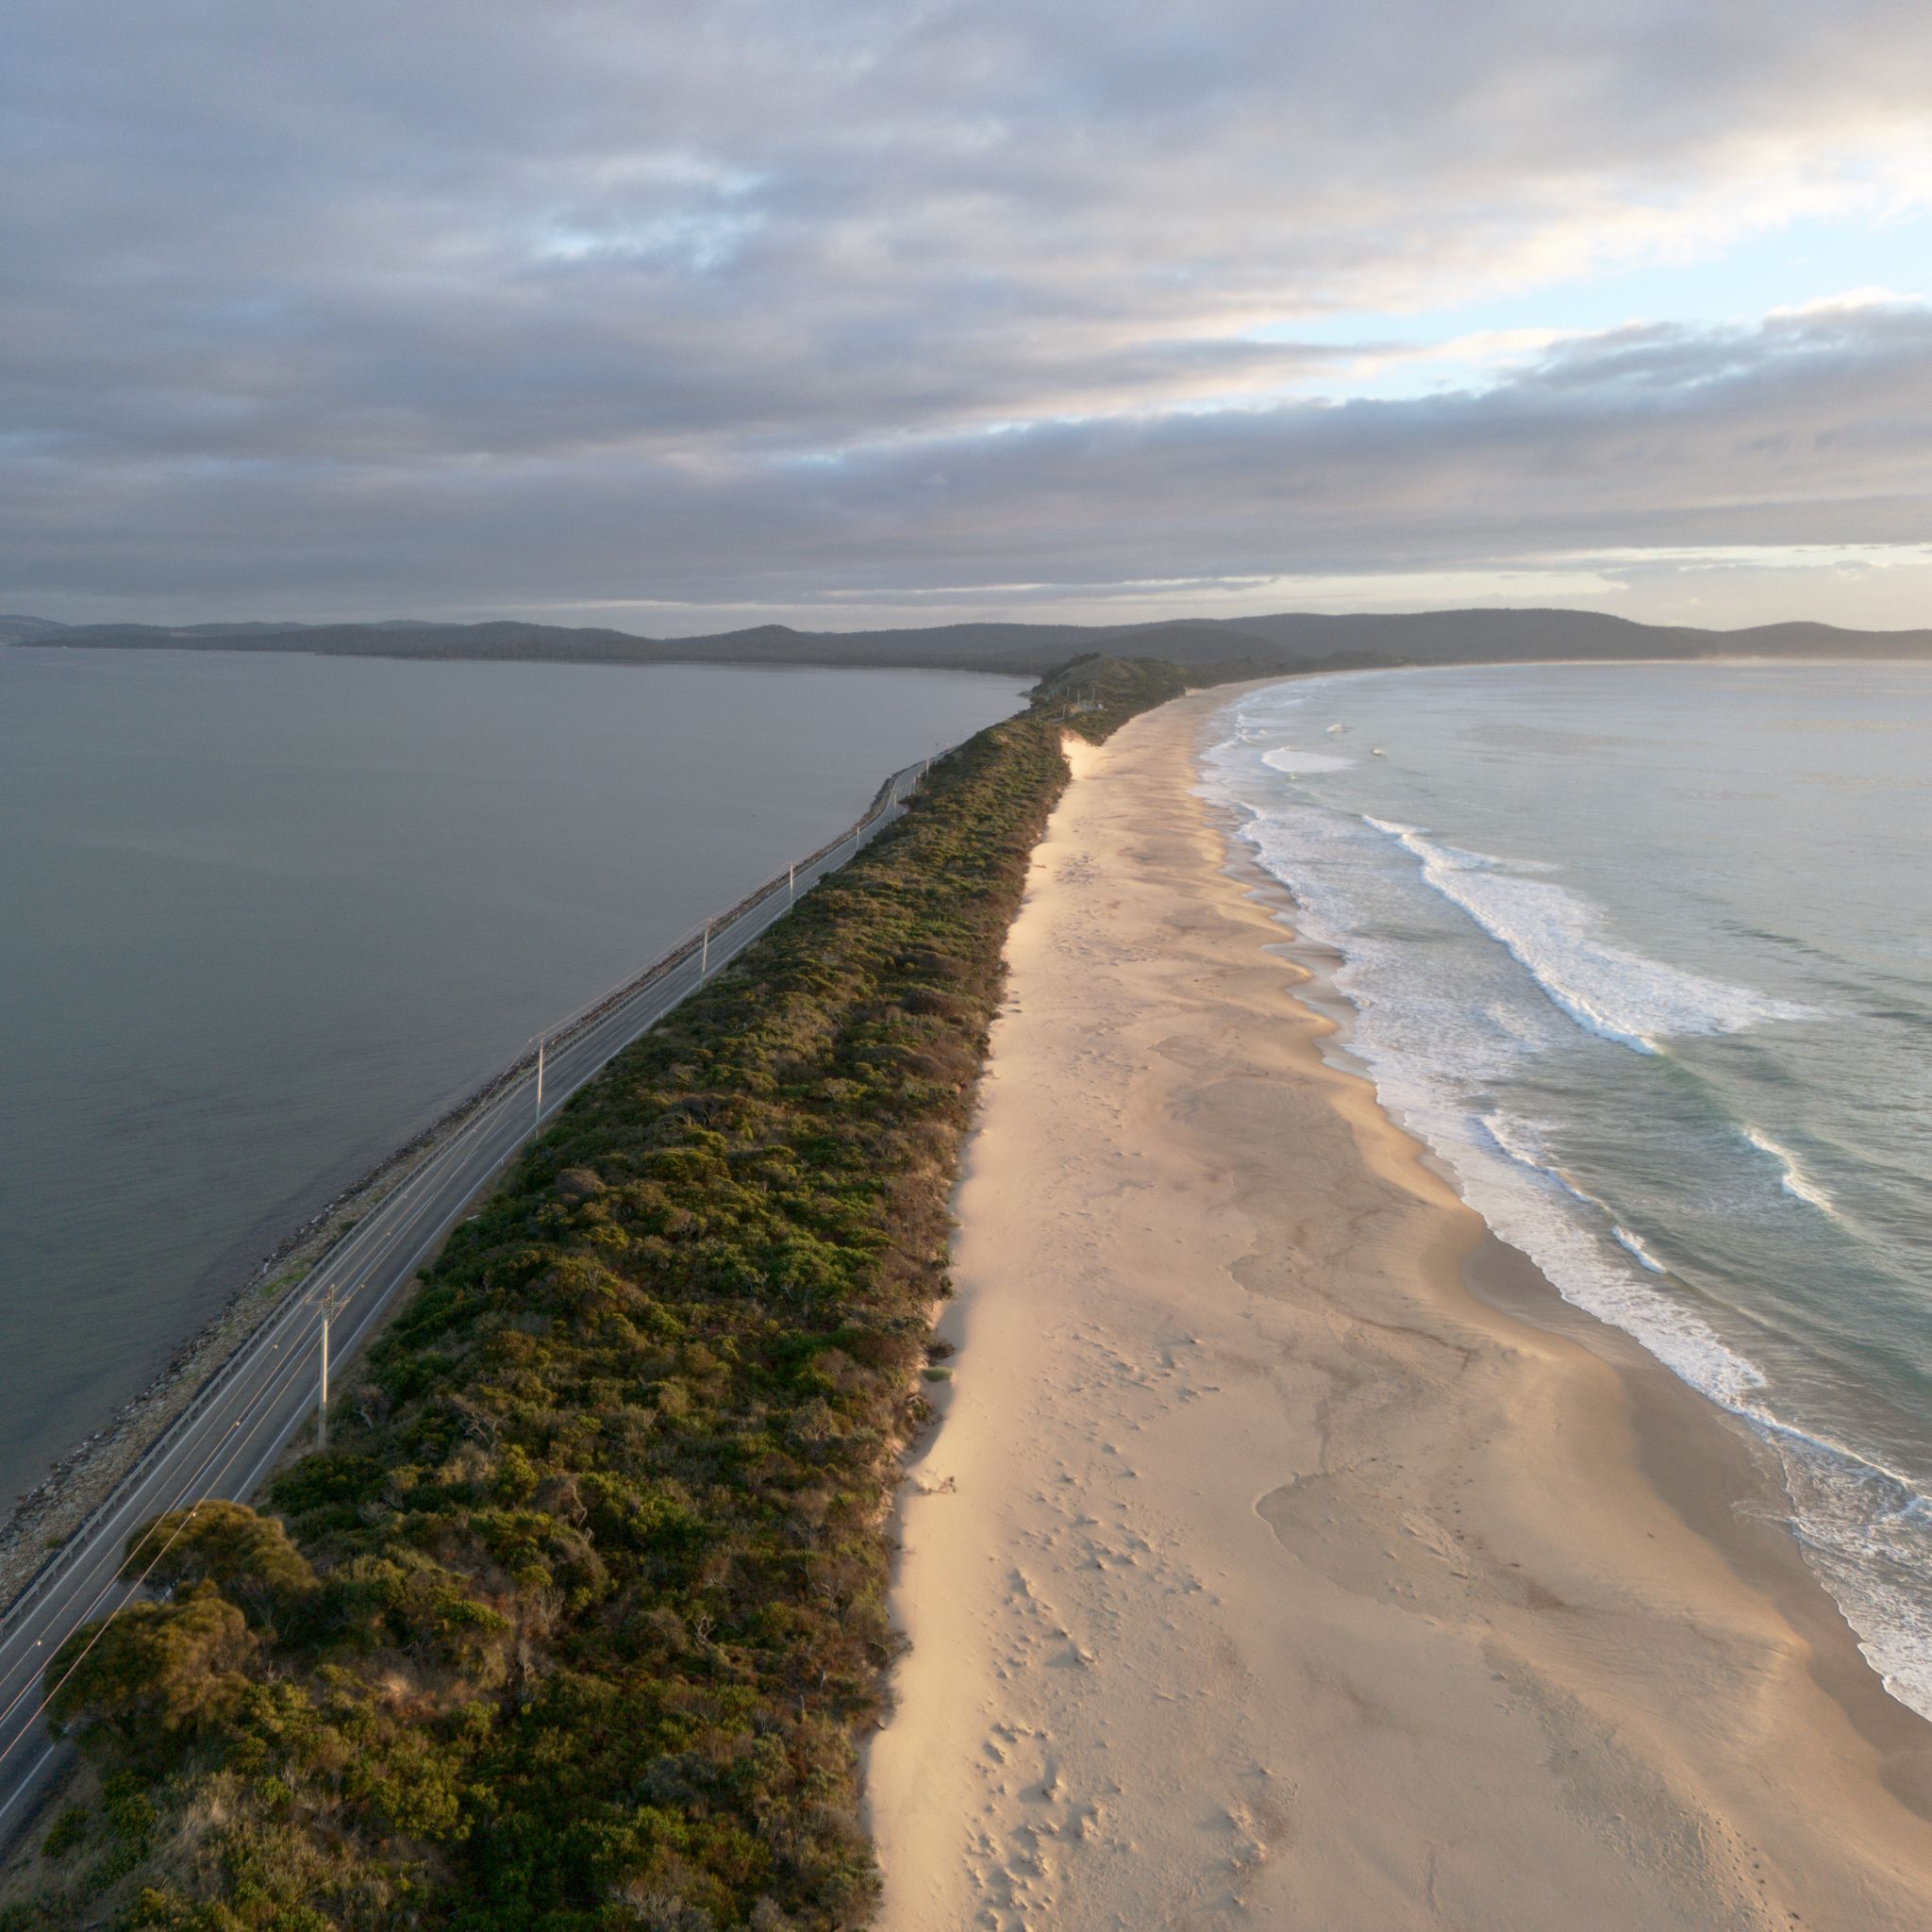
xmin=866 ymin=690 xmax=1932 ymax=1931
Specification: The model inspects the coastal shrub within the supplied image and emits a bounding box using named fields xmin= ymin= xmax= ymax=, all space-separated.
xmin=37 ymin=1812 xmax=86 ymax=1863
xmin=32 ymin=662 xmax=1208 ymax=1928
xmin=120 ymin=1501 xmax=317 ymax=1626
xmin=47 ymin=1591 xmax=256 ymax=1766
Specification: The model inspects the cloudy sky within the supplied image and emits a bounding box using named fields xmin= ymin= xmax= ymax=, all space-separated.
xmin=8 ymin=0 xmax=1932 ymax=632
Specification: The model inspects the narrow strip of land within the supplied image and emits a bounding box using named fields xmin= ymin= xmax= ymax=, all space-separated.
xmin=2 ymin=679 xmax=1162 ymax=1926
xmin=870 ymin=691 xmax=1932 ymax=1930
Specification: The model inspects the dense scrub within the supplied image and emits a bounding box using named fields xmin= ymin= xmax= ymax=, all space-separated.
xmin=14 ymin=667 xmax=1195 ymax=1931
xmin=1030 ymin=652 xmax=1192 ymax=735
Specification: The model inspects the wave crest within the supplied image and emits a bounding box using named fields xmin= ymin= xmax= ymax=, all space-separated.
xmin=1364 ymin=816 xmax=1813 ymax=1053
xmin=1743 ymin=1125 xmax=1844 ymax=1219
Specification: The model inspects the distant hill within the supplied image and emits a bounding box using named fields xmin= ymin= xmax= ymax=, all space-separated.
xmin=8 ymin=606 xmax=1932 ymax=677
xmin=1199 ymin=608 xmax=1932 ymax=663
xmin=0 ymin=614 xmax=68 ymax=642
xmin=1199 ymin=608 xmax=1704 ymax=662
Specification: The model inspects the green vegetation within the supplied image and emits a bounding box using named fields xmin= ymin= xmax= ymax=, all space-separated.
xmin=15 ymin=662 xmax=1205 ymax=1931
xmin=1029 ymin=652 xmax=1192 ymax=736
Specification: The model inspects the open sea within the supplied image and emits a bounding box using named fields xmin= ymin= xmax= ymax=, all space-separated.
xmin=0 ymin=647 xmax=1024 ymax=1516
xmin=1206 ymin=659 xmax=1932 ymax=1719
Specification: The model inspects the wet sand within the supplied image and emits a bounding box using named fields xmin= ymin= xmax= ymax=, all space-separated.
xmin=866 ymin=690 xmax=1932 ymax=1930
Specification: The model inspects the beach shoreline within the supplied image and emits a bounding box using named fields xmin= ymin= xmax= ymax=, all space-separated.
xmin=867 ymin=687 xmax=1932 ymax=1929
xmin=1208 ymin=791 xmax=1932 ymax=1824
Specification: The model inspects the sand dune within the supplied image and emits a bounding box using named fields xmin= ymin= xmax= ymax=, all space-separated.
xmin=866 ymin=691 xmax=1932 ymax=1930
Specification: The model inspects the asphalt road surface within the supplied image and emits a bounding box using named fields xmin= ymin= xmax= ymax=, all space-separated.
xmin=0 ymin=758 xmax=927 ymax=1845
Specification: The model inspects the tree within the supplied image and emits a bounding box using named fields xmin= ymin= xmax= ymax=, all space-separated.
xmin=48 ymin=1588 xmax=255 ymax=1763
xmin=121 ymin=1500 xmax=317 ymax=1626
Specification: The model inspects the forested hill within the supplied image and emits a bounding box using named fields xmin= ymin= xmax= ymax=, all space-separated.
xmin=8 ymin=606 xmax=1932 ymax=678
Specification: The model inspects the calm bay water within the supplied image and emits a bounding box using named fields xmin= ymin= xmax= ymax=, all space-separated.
xmin=0 ymin=648 xmax=1024 ymax=1510
xmin=1207 ymin=660 xmax=1932 ymax=1717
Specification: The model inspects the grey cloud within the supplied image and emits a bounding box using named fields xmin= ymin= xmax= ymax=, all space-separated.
xmin=8 ymin=1 xmax=1932 ymax=617
xmin=9 ymin=306 xmax=1931 ymax=616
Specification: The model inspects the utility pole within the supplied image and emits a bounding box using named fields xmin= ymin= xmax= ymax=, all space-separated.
xmin=700 ymin=920 xmax=710 ymax=981
xmin=534 ymin=1036 xmax=545 ymax=1130
xmin=317 ymin=1287 xmax=335 ymax=1451
xmin=787 ymin=861 xmax=795 ymax=905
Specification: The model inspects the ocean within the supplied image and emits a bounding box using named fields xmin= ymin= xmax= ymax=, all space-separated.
xmin=0 ymin=647 xmax=1024 ymax=1513
xmin=1206 ymin=659 xmax=1932 ymax=1718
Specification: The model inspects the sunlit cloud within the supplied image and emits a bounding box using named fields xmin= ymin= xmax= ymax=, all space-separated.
xmin=7 ymin=0 xmax=1932 ymax=626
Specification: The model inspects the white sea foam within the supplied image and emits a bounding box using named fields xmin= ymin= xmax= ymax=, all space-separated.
xmin=1362 ymin=815 xmax=1813 ymax=1053
xmin=1613 ymin=1225 xmax=1668 ymax=1274
xmin=1464 ymin=1112 xmax=1770 ymax=1408
xmin=1471 ymin=1109 xmax=1757 ymax=1392
xmin=1201 ymin=695 xmax=1932 ymax=1724
xmin=1743 ymin=1125 xmax=1843 ymax=1219
xmin=1773 ymin=1433 xmax=1932 ymax=1720
xmin=1448 ymin=1056 xmax=1932 ymax=1725
xmin=1204 ymin=734 xmax=1774 ymax=1434
xmin=1482 ymin=1113 xmax=1607 ymax=1215
xmin=1489 ymin=1121 xmax=1670 ymax=1276
xmin=1227 ymin=688 xmax=1305 ymax=735
xmin=1260 ymin=745 xmax=1355 ymax=776
xmin=1477 ymin=1109 xmax=1549 ymax=1172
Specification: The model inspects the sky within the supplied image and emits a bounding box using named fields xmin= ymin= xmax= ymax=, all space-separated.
xmin=7 ymin=0 xmax=1932 ymax=635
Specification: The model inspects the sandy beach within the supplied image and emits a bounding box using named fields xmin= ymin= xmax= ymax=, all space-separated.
xmin=867 ymin=690 xmax=1932 ymax=1930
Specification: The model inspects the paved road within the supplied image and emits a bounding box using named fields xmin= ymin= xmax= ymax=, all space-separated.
xmin=0 ymin=760 xmax=926 ymax=1844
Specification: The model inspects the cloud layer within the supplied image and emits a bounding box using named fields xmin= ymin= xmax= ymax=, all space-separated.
xmin=8 ymin=0 xmax=1932 ymax=625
